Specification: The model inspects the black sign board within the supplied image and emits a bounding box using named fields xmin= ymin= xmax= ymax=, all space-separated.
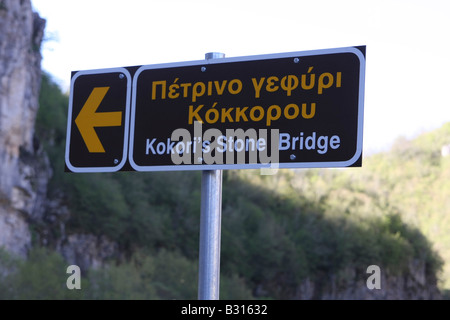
xmin=65 ymin=68 xmax=131 ymax=172
xmin=65 ymin=46 xmax=365 ymax=173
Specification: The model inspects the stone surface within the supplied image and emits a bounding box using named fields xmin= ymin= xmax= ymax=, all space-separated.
xmin=0 ymin=0 xmax=47 ymax=256
xmin=59 ymin=234 xmax=120 ymax=271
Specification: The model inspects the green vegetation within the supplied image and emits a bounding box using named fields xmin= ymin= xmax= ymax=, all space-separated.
xmin=1 ymin=72 xmax=447 ymax=299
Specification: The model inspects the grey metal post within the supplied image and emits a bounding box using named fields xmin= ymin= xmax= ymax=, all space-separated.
xmin=198 ymin=52 xmax=225 ymax=300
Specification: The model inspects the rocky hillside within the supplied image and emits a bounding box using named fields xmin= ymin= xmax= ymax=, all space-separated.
xmin=0 ymin=0 xmax=48 ymax=257
xmin=0 ymin=0 xmax=445 ymax=299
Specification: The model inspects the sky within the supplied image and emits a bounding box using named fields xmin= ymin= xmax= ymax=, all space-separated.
xmin=31 ymin=0 xmax=450 ymax=155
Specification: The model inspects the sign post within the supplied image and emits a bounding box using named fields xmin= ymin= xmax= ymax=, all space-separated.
xmin=198 ymin=168 xmax=223 ymax=300
xmin=198 ymin=52 xmax=225 ymax=300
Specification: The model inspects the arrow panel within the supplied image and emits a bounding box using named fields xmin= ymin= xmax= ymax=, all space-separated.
xmin=65 ymin=68 xmax=131 ymax=172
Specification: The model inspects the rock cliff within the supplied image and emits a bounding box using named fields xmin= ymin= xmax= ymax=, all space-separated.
xmin=0 ymin=0 xmax=48 ymax=257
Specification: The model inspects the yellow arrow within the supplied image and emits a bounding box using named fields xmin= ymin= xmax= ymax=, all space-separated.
xmin=75 ymin=87 xmax=122 ymax=153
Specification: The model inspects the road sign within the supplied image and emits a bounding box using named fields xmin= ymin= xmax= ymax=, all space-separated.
xmin=129 ymin=46 xmax=365 ymax=171
xmin=65 ymin=46 xmax=365 ymax=173
xmin=65 ymin=68 xmax=131 ymax=172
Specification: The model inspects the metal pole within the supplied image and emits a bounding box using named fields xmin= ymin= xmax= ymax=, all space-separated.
xmin=198 ymin=52 xmax=225 ymax=300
